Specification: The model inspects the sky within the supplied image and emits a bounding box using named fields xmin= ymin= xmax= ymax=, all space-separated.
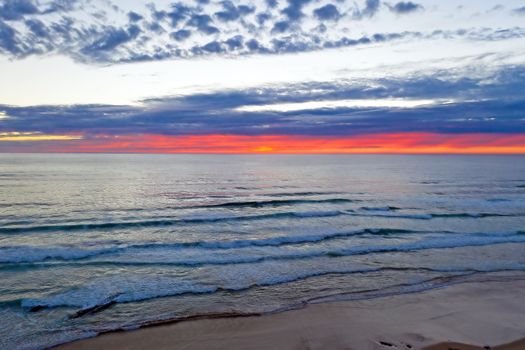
xmin=0 ymin=0 xmax=525 ymax=153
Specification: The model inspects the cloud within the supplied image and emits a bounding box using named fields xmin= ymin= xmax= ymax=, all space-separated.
xmin=282 ymin=0 xmax=313 ymax=21
xmin=271 ymin=20 xmax=290 ymax=33
xmin=199 ymin=40 xmax=224 ymax=53
xmin=166 ymin=3 xmax=193 ymax=27
xmin=0 ymin=1 xmax=523 ymax=64
xmin=25 ymin=19 xmax=49 ymax=38
xmin=0 ymin=0 xmax=39 ymax=21
xmin=1 ymin=65 xmax=524 ymax=138
xmin=0 ymin=20 xmax=22 ymax=54
xmin=266 ymin=0 xmax=278 ymax=9
xmin=81 ymin=24 xmax=142 ymax=57
xmin=388 ymin=1 xmax=423 ymax=14
xmin=313 ymin=4 xmax=341 ymax=21
xmin=354 ymin=0 xmax=381 ymax=19
xmin=272 ymin=0 xmax=314 ymax=33
xmin=128 ymin=11 xmax=144 ymax=22
xmin=215 ymin=1 xmax=255 ymax=22
xmin=171 ymin=29 xmax=191 ymax=41
xmin=42 ymin=0 xmax=80 ymax=14
xmin=256 ymin=12 xmax=271 ymax=24
xmin=187 ymin=14 xmax=220 ymax=35
xmin=224 ymin=35 xmax=244 ymax=50
xmin=513 ymin=6 xmax=525 ymax=15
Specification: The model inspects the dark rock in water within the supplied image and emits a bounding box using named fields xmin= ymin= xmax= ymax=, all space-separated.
xmin=28 ymin=305 xmax=45 ymax=312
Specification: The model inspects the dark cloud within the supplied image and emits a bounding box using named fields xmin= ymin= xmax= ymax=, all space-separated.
xmin=513 ymin=6 xmax=525 ymax=15
xmin=200 ymin=40 xmax=224 ymax=53
xmin=81 ymin=25 xmax=141 ymax=56
xmin=256 ymin=12 xmax=271 ymax=24
xmin=270 ymin=0 xmax=314 ymax=33
xmin=187 ymin=14 xmax=219 ymax=34
xmin=25 ymin=18 xmax=49 ymax=38
xmin=246 ymin=38 xmax=264 ymax=51
xmin=2 ymin=66 xmax=524 ymax=137
xmin=271 ymin=20 xmax=290 ymax=33
xmin=282 ymin=0 xmax=313 ymax=21
xmin=0 ymin=0 xmax=39 ymax=21
xmin=166 ymin=3 xmax=193 ymax=27
xmin=146 ymin=3 xmax=167 ymax=21
xmin=266 ymin=0 xmax=278 ymax=8
xmin=43 ymin=0 xmax=79 ymax=14
xmin=215 ymin=1 xmax=255 ymax=22
xmin=358 ymin=0 xmax=381 ymax=18
xmin=313 ymin=4 xmax=341 ymax=21
xmin=488 ymin=5 xmax=504 ymax=12
xmin=146 ymin=21 xmax=165 ymax=33
xmin=171 ymin=29 xmax=191 ymax=41
xmin=0 ymin=20 xmax=22 ymax=54
xmin=225 ymin=35 xmax=244 ymax=50
xmin=271 ymin=37 xmax=311 ymax=52
xmin=128 ymin=11 xmax=144 ymax=22
xmin=389 ymin=2 xmax=423 ymax=14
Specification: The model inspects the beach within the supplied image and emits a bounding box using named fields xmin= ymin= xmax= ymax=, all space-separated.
xmin=54 ymin=273 xmax=525 ymax=350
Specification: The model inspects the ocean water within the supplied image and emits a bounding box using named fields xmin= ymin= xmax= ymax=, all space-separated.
xmin=1 ymin=154 xmax=524 ymax=349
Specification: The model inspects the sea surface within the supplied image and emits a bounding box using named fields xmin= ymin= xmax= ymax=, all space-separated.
xmin=0 ymin=154 xmax=524 ymax=349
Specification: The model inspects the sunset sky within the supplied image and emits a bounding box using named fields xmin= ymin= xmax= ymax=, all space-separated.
xmin=1 ymin=0 xmax=525 ymax=153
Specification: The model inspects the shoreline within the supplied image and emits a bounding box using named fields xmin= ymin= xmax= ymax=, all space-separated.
xmin=53 ymin=272 xmax=525 ymax=350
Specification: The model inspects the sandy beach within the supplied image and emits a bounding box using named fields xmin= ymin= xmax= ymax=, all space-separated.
xmin=53 ymin=274 xmax=525 ymax=350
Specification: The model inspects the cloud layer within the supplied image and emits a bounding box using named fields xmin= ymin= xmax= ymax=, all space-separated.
xmin=1 ymin=64 xmax=524 ymax=139
xmin=1 ymin=0 xmax=523 ymax=64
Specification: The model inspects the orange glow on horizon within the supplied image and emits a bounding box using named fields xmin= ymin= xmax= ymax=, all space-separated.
xmin=9 ymin=132 xmax=525 ymax=154
xmin=0 ymin=132 xmax=83 ymax=141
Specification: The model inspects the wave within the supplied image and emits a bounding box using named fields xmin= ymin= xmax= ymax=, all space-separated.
xmin=66 ymin=196 xmax=354 ymax=215
xmin=432 ymin=213 xmax=515 ymax=218
xmin=346 ymin=210 xmax=519 ymax=220
xmin=3 ymin=231 xmax=524 ymax=267
xmin=17 ymin=266 xmax=460 ymax=312
xmin=359 ymin=206 xmax=401 ymax=211
xmin=73 ymin=232 xmax=525 ymax=267
xmin=0 ymin=210 xmax=346 ymax=234
xmin=0 ymin=246 xmax=121 ymax=264
xmin=19 ymin=265 xmax=525 ymax=314
xmin=0 ymin=228 xmax=417 ymax=264
xmin=345 ymin=211 xmax=433 ymax=219
xmin=265 ymin=191 xmax=344 ymax=197
xmin=2 ymin=207 xmax=518 ymax=235
xmin=186 ymin=198 xmax=356 ymax=209
xmin=486 ymin=198 xmax=512 ymax=203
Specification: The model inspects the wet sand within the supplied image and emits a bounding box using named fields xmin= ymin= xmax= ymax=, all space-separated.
xmin=54 ymin=275 xmax=525 ymax=350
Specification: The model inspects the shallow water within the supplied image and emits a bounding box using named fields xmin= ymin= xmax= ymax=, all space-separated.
xmin=0 ymin=154 xmax=524 ymax=349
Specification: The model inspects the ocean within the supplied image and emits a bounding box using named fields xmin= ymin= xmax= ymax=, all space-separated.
xmin=1 ymin=154 xmax=524 ymax=350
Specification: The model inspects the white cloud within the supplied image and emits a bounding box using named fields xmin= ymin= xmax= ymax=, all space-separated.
xmin=234 ymin=98 xmax=451 ymax=112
